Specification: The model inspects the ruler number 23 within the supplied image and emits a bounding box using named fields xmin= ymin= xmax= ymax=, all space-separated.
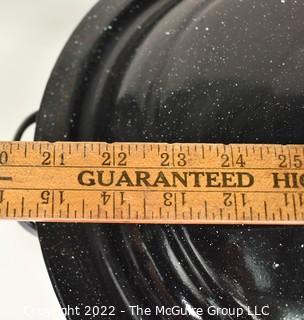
xmin=161 ymin=152 xmax=186 ymax=166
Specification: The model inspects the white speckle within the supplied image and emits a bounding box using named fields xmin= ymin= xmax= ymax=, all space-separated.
xmin=301 ymin=244 xmax=304 ymax=248
xmin=281 ymin=0 xmax=285 ymax=3
xmin=205 ymin=27 xmax=209 ymax=31
xmin=194 ymin=26 xmax=199 ymax=30
xmin=63 ymin=134 xmax=68 ymax=138
xmin=103 ymin=25 xmax=112 ymax=31
xmin=165 ymin=31 xmax=171 ymax=36
xmin=272 ymin=262 xmax=280 ymax=269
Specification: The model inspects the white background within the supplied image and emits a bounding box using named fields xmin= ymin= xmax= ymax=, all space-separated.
xmin=0 ymin=1 xmax=96 ymax=319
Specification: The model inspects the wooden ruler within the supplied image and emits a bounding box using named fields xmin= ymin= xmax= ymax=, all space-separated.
xmin=0 ymin=141 xmax=304 ymax=224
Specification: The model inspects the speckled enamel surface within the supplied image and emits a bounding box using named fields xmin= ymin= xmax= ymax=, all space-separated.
xmin=35 ymin=1 xmax=304 ymax=319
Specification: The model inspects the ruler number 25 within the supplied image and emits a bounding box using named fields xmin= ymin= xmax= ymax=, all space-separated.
xmin=278 ymin=154 xmax=303 ymax=168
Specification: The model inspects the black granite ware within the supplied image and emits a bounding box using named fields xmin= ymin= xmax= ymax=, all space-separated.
xmin=35 ymin=1 xmax=304 ymax=319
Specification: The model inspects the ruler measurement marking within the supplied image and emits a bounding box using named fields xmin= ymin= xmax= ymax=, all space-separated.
xmin=1 ymin=141 xmax=304 ymax=224
xmin=52 ymin=145 xmax=56 ymax=166
xmin=83 ymin=144 xmax=87 ymax=158
xmin=0 ymin=176 xmax=12 ymax=181
xmin=172 ymin=145 xmax=175 ymax=166
xmin=1 ymin=187 xmax=300 ymax=194
xmin=6 ymin=201 xmax=9 ymax=217
xmin=288 ymin=146 xmax=292 ymax=168
xmin=112 ymin=145 xmax=116 ymax=166
xmin=204 ymin=201 xmax=208 ymax=219
xmin=230 ymin=145 xmax=235 ymax=167
xmin=2 ymin=164 xmax=303 ymax=170
xmin=174 ymin=193 xmax=177 ymax=219
xmin=143 ymin=197 xmax=147 ymax=219
xmin=82 ymin=199 xmax=85 ymax=218
xmin=201 ymin=145 xmax=205 ymax=159
xmin=292 ymin=193 xmax=297 ymax=220
xmin=97 ymin=204 xmax=100 ymax=218
xmin=21 ymin=197 xmax=24 ymax=216
xmin=51 ymin=191 xmax=55 ymax=217
xmin=24 ymin=144 xmax=27 ymax=158
xmin=234 ymin=193 xmax=238 ymax=219
xmin=264 ymin=201 xmax=268 ymax=220
xmin=113 ymin=192 xmax=115 ymax=219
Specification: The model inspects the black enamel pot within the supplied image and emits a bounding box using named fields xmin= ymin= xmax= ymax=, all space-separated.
xmin=35 ymin=1 xmax=304 ymax=319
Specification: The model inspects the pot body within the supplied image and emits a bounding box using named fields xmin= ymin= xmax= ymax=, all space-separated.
xmin=36 ymin=1 xmax=304 ymax=319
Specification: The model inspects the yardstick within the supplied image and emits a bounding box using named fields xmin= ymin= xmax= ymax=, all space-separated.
xmin=0 ymin=141 xmax=304 ymax=225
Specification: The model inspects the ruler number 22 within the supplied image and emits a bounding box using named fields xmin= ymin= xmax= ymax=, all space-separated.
xmin=102 ymin=152 xmax=127 ymax=166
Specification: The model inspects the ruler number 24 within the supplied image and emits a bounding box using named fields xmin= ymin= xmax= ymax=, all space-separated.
xmin=221 ymin=154 xmax=245 ymax=167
